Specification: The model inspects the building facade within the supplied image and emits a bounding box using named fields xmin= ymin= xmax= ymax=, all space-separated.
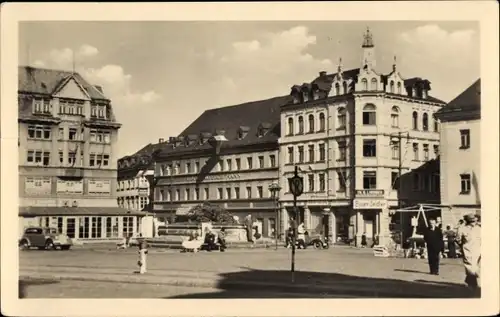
xmin=278 ymin=29 xmax=446 ymax=246
xmin=18 ymin=66 xmax=142 ymax=242
xmin=435 ymin=79 xmax=481 ymax=226
xmin=152 ymin=96 xmax=288 ymax=238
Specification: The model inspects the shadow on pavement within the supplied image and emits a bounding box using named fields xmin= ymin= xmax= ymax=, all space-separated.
xmin=19 ymin=278 xmax=60 ymax=298
xmin=394 ymin=268 xmax=426 ymax=274
xmin=167 ymin=268 xmax=479 ymax=299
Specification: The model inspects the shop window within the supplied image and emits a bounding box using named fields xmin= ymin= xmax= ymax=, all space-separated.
xmin=91 ymin=217 xmax=102 ymax=238
xmin=78 ymin=217 xmax=90 ymax=239
xmin=123 ymin=216 xmax=134 ymax=237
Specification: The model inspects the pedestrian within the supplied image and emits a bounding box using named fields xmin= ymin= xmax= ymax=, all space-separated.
xmin=203 ymin=227 xmax=217 ymax=251
xmin=361 ymin=232 xmax=367 ymax=248
xmin=423 ymin=218 xmax=444 ymax=275
xmin=444 ymin=225 xmax=457 ymax=258
xmin=137 ymin=234 xmax=149 ymax=274
xmin=285 ymin=226 xmax=293 ymax=248
xmin=244 ymin=214 xmax=254 ymax=243
xmin=458 ymin=214 xmax=481 ymax=291
xmin=217 ymin=228 xmax=227 ymax=252
xmin=297 ymin=222 xmax=307 ymax=249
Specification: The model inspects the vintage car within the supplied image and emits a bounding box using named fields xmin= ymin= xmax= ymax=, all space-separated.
xmin=19 ymin=226 xmax=72 ymax=250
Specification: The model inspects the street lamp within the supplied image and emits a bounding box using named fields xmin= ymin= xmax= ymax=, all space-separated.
xmin=287 ymin=166 xmax=303 ymax=283
xmin=268 ymin=182 xmax=282 ymax=250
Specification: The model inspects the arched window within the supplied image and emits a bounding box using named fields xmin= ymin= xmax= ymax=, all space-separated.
xmin=337 ymin=107 xmax=346 ymax=129
xmin=362 ymin=104 xmax=376 ymax=125
xmin=412 ymin=111 xmax=418 ymax=130
xmin=397 ymin=82 xmax=402 ymax=94
xmin=287 ymin=117 xmax=294 ymax=136
xmin=390 ymin=81 xmax=395 ymax=93
xmin=342 ymin=81 xmax=348 ymax=94
xmin=361 ymin=78 xmax=368 ymax=91
xmin=308 ymin=114 xmax=315 ymax=133
xmin=298 ymin=116 xmax=304 ymax=134
xmin=422 ymin=113 xmax=429 ymax=131
xmin=335 ymin=83 xmax=340 ymax=95
xmin=319 ymin=112 xmax=326 ymax=131
xmin=371 ymin=78 xmax=378 ymax=91
xmin=391 ymin=106 xmax=399 ymax=128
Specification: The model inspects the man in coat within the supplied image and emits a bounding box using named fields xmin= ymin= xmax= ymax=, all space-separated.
xmin=423 ymin=218 xmax=444 ymax=275
xmin=458 ymin=214 xmax=481 ymax=291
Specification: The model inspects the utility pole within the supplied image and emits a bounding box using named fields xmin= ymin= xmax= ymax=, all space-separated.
xmin=394 ymin=131 xmax=409 ymax=248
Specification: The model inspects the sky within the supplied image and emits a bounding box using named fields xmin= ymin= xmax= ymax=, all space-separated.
xmin=19 ymin=21 xmax=480 ymax=158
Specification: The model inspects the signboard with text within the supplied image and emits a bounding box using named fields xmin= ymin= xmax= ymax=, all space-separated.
xmin=353 ymin=199 xmax=387 ymax=210
xmin=355 ymin=189 xmax=385 ymax=197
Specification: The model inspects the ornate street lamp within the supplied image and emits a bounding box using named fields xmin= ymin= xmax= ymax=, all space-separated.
xmin=287 ymin=166 xmax=303 ymax=283
xmin=268 ymin=182 xmax=282 ymax=250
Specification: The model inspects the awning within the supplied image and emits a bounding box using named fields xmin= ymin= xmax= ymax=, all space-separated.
xmin=19 ymin=206 xmax=146 ymax=217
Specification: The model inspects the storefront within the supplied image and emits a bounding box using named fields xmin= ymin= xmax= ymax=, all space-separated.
xmin=19 ymin=206 xmax=145 ymax=242
xmin=352 ymin=190 xmax=388 ymax=246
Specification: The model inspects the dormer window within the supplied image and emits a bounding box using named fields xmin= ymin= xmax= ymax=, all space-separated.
xmin=397 ymin=82 xmax=402 ymax=94
xmin=238 ymin=126 xmax=250 ymax=140
xmin=303 ymin=92 xmax=309 ymax=102
xmin=422 ymin=89 xmax=428 ymax=99
xmin=33 ymin=98 xmax=51 ymax=114
xmin=257 ymin=123 xmax=272 ymax=138
xmin=412 ymin=87 xmax=417 ymax=97
xmin=342 ymin=81 xmax=348 ymax=94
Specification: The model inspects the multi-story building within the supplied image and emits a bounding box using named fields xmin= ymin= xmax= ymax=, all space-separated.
xmin=18 ymin=66 xmax=142 ymax=242
xmin=117 ymin=142 xmax=162 ymax=237
xmin=152 ymin=96 xmax=288 ymax=238
xmin=278 ymin=29 xmax=446 ymax=246
xmin=434 ymin=79 xmax=481 ymax=226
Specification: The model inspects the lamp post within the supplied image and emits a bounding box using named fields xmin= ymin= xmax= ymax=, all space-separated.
xmin=287 ymin=166 xmax=303 ymax=283
xmin=268 ymin=182 xmax=282 ymax=250
xmin=390 ymin=131 xmax=409 ymax=248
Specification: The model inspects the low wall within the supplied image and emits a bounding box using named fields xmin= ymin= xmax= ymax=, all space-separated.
xmin=157 ymin=222 xmax=248 ymax=244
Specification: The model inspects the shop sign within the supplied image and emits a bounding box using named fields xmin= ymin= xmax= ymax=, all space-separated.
xmin=355 ymin=189 xmax=385 ymax=197
xmin=353 ymin=199 xmax=387 ymax=210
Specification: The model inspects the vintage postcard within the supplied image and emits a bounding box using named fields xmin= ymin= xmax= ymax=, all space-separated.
xmin=1 ymin=2 xmax=498 ymax=317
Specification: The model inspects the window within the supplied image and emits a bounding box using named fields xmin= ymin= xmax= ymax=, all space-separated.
xmin=226 ymin=188 xmax=232 ymax=200
xmin=433 ymin=145 xmax=440 ymax=158
xmin=287 ymin=147 xmax=294 ymax=164
xmin=58 ymin=128 xmax=64 ymax=140
xmin=338 ymin=141 xmax=346 ymax=161
xmin=175 ymin=189 xmax=180 ymax=200
xmin=204 ymin=188 xmax=209 ymax=200
xmin=391 ymin=106 xmax=399 ymax=128
xmin=298 ymin=146 xmax=304 ymax=163
xmin=247 ymin=157 xmax=253 ymax=169
xmin=308 ymin=174 xmax=315 ymax=192
xmin=258 ymin=156 xmax=264 ymax=168
xmin=78 ymin=217 xmax=90 ymax=239
xmin=391 ymin=171 xmax=400 ymax=190
xmin=68 ymin=152 xmax=76 ymax=166
xmin=218 ymin=188 xmax=223 ymax=199
xmin=287 ymin=117 xmax=294 ymax=135
xmin=337 ymin=108 xmax=346 ymax=129
xmin=26 ymin=150 xmax=50 ymax=166
xmin=413 ymin=143 xmax=419 ymax=160
xmin=257 ymin=186 xmax=263 ymax=198
xmin=226 ymin=159 xmax=232 ymax=171
xmin=390 ymin=81 xmax=395 ymax=93
xmin=59 ymin=151 xmax=64 ymax=165
xmin=186 ymin=162 xmax=191 ymax=174
xmin=460 ymin=129 xmax=470 ymax=149
xmin=89 ymin=129 xmax=111 ymax=144
xmin=319 ymin=113 xmax=326 ymax=131
xmin=308 ymin=144 xmax=315 ymax=162
xmin=363 ymin=171 xmax=377 ymax=189
xmin=91 ymin=217 xmax=102 ymax=238
xmin=434 ymin=119 xmax=439 ymax=132
xmin=318 ymin=143 xmax=325 ymax=161
xmin=27 ymin=125 xmax=52 ymax=140
xmin=335 ymin=83 xmax=340 ymax=95
xmin=412 ymin=173 xmax=420 ymax=191
xmin=159 ymin=190 xmax=165 ymax=201
xmin=363 ymin=139 xmax=376 ymax=157
xmin=246 ymin=186 xmax=252 ymax=198
xmin=308 ymin=114 xmax=315 ymax=133
xmin=175 ymin=163 xmax=181 ymax=174
xmin=342 ymin=81 xmax=347 ymax=94
xmin=422 ymin=113 xmax=429 ymax=131
xmin=43 ymin=152 xmax=50 ymax=166
xmin=185 ymin=188 xmax=190 ymax=200
xmin=391 ymin=141 xmax=400 ymax=160
xmin=337 ymin=171 xmax=346 ymax=191
xmin=371 ymin=78 xmax=378 ymax=91
xmin=89 ymin=154 xmax=109 ymax=167
xmin=362 ymin=104 xmax=376 ymax=125
xmin=412 ymin=112 xmax=418 ymax=130
xmin=123 ymin=217 xmax=134 ymax=238
xmin=319 ymin=173 xmax=326 ymax=192
xmin=423 ymin=144 xmax=429 ymax=161
xmin=235 ymin=158 xmax=241 ymax=170
xmin=269 ymin=155 xmax=276 ymax=168
xmin=460 ymin=174 xmax=471 ymax=194
xmin=298 ymin=116 xmax=304 ymax=134
xmin=106 ymin=217 xmax=119 ymax=238
xmin=68 ymin=128 xmax=78 ymax=140
xmin=361 ymin=78 xmax=368 ymax=90
xmin=397 ymin=82 xmax=402 ymax=94
xmin=234 ymin=187 xmax=240 ymax=199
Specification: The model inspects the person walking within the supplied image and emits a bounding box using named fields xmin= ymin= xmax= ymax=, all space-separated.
xmin=444 ymin=225 xmax=457 ymax=258
xmin=244 ymin=214 xmax=254 ymax=243
xmin=423 ymin=219 xmax=444 ymax=275
xmin=137 ymin=234 xmax=149 ymax=274
xmin=458 ymin=214 xmax=481 ymax=291
xmin=297 ymin=222 xmax=307 ymax=249
xmin=361 ymin=232 xmax=367 ymax=248
xmin=217 ymin=228 xmax=227 ymax=252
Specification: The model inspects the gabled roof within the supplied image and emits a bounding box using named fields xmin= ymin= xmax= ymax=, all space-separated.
xmin=435 ymin=79 xmax=480 ymax=122
xmin=18 ymin=66 xmax=108 ymax=100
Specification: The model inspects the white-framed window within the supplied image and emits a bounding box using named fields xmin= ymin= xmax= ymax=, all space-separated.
xmin=27 ymin=125 xmax=51 ymax=140
xmin=362 ymin=104 xmax=376 ymax=125
xmin=413 ymin=143 xmax=419 ymax=161
xmin=412 ymin=112 xmax=419 ymax=130
xmin=391 ymin=106 xmax=399 ymax=128
xmin=460 ymin=129 xmax=470 ymax=149
xmin=338 ymin=141 xmax=346 ymax=161
xmin=422 ymin=113 xmax=429 ymax=131
xmin=319 ymin=173 xmax=326 ymax=192
xmin=363 ymin=139 xmax=376 ymax=157
xmin=287 ymin=147 xmax=294 ymax=164
xmin=337 ymin=108 xmax=346 ymax=129
xmin=297 ymin=116 xmax=304 ymax=134
xmin=287 ymin=117 xmax=294 ymax=136
xmin=33 ymin=99 xmax=51 ymax=114
xmin=89 ymin=154 xmax=110 ymax=167
xmin=217 ymin=188 xmax=223 ymax=199
xmin=423 ymin=144 xmax=429 ymax=161
xmin=460 ymin=174 xmax=471 ymax=194
xmin=363 ymin=170 xmax=377 ymax=189
xmin=318 ymin=113 xmax=326 ymax=131
xmin=26 ymin=150 xmax=50 ymax=166
xmin=89 ymin=129 xmax=111 ymax=143
xmin=391 ymin=142 xmax=400 ymax=160
xmin=308 ymin=114 xmax=315 ymax=133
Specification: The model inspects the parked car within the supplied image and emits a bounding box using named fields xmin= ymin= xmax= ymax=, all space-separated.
xmin=19 ymin=227 xmax=72 ymax=251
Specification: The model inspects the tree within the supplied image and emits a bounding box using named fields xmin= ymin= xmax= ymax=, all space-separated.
xmin=186 ymin=202 xmax=237 ymax=224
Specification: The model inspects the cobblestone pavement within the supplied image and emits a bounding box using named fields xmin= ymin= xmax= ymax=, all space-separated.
xmin=19 ymin=246 xmax=478 ymax=298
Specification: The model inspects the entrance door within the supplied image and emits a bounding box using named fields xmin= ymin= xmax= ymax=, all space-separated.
xmin=67 ymin=218 xmax=76 ymax=238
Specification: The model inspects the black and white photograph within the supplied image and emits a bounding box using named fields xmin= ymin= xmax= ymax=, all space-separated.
xmin=1 ymin=2 xmax=498 ymax=317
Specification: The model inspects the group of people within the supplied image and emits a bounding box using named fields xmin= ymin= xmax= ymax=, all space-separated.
xmin=181 ymin=227 xmax=227 ymax=253
xmin=284 ymin=222 xmax=307 ymax=249
xmin=423 ymin=213 xmax=481 ymax=290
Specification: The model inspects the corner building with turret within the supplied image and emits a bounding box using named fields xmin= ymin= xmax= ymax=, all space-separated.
xmin=278 ymin=29 xmax=445 ymax=246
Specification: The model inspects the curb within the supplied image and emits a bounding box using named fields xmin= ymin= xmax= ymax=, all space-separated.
xmin=19 ymin=272 xmax=474 ymax=298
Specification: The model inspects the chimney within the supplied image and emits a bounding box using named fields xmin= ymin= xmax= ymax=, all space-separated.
xmin=159 ymin=138 xmax=164 ymax=143
xmin=169 ymin=136 xmax=177 ymax=148
xmin=94 ymin=85 xmax=103 ymax=93
xmin=319 ymin=71 xmax=327 ymax=77
xmin=176 ymin=136 xmax=185 ymax=147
